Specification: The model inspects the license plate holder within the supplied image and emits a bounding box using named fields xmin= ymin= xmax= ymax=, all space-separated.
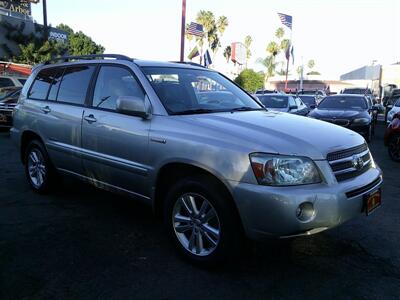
xmin=364 ymin=189 xmax=382 ymax=215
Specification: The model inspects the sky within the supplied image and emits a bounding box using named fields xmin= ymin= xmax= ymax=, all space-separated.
xmin=31 ymin=0 xmax=400 ymax=79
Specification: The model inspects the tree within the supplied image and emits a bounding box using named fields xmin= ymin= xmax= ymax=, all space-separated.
xmin=244 ymin=35 xmax=252 ymax=68
xmin=266 ymin=41 xmax=279 ymax=56
xmin=223 ymin=45 xmax=231 ymax=63
xmin=307 ymin=59 xmax=315 ymax=70
xmin=57 ymin=24 xmax=104 ymax=56
xmin=257 ymin=56 xmax=277 ymax=87
xmin=234 ymin=69 xmax=264 ymax=93
xmin=194 ymin=10 xmax=229 ymax=63
xmin=275 ymin=27 xmax=285 ymax=39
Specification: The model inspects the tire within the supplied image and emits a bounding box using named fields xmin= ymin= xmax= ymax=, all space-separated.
xmin=388 ymin=133 xmax=400 ymax=162
xmin=24 ymin=140 xmax=57 ymax=194
xmin=164 ymin=175 xmax=245 ymax=267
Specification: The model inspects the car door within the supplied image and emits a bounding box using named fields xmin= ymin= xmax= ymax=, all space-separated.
xmin=81 ymin=64 xmax=151 ymax=197
xmin=30 ymin=65 xmax=96 ymax=175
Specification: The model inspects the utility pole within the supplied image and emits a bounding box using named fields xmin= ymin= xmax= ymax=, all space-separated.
xmin=180 ymin=0 xmax=186 ymax=62
xmin=42 ymin=0 xmax=48 ymax=40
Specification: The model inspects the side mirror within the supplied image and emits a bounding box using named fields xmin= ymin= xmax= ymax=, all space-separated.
xmin=310 ymin=104 xmax=316 ymax=109
xmin=116 ymin=95 xmax=151 ymax=119
xmin=289 ymin=105 xmax=298 ymax=110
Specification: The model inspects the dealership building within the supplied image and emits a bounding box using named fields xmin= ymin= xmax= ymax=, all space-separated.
xmin=0 ymin=0 xmax=68 ymax=61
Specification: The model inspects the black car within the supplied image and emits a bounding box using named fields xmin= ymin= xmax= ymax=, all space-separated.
xmin=0 ymin=87 xmax=21 ymax=129
xmin=256 ymin=93 xmax=309 ymax=116
xmin=298 ymin=95 xmax=317 ymax=109
xmin=309 ymin=94 xmax=374 ymax=142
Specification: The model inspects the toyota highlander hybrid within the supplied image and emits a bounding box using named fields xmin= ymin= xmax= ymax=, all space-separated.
xmin=11 ymin=55 xmax=383 ymax=266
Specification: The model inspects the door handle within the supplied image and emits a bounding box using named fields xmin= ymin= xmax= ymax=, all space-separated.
xmin=84 ymin=114 xmax=97 ymax=124
xmin=41 ymin=106 xmax=51 ymax=114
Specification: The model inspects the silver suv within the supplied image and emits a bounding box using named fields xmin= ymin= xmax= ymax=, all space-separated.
xmin=11 ymin=55 xmax=383 ymax=265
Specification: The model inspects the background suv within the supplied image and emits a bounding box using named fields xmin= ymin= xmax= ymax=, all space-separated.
xmin=11 ymin=55 xmax=383 ymax=266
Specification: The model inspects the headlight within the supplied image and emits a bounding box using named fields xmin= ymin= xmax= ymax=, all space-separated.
xmin=250 ymin=153 xmax=322 ymax=186
xmin=353 ymin=118 xmax=370 ymax=124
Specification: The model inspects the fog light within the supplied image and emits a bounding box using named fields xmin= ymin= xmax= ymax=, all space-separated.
xmin=296 ymin=202 xmax=315 ymax=222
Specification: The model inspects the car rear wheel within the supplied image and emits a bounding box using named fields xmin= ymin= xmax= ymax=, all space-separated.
xmin=25 ymin=140 xmax=56 ymax=193
xmin=164 ymin=176 xmax=244 ymax=266
xmin=388 ymin=133 xmax=400 ymax=162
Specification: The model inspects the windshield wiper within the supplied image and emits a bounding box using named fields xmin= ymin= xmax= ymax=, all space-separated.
xmin=172 ymin=108 xmax=215 ymax=115
xmin=230 ymin=106 xmax=264 ymax=112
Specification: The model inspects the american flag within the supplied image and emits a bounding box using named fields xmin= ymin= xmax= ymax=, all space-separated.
xmin=277 ymin=13 xmax=293 ymax=30
xmin=187 ymin=22 xmax=204 ymax=37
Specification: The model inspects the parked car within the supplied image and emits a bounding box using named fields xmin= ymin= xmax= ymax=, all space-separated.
xmin=298 ymin=95 xmax=317 ymax=110
xmin=11 ymin=54 xmax=383 ymax=266
xmin=0 ymin=75 xmax=27 ymax=88
xmin=384 ymin=89 xmax=400 ymax=123
xmin=256 ymin=93 xmax=309 ymax=116
xmin=309 ymin=94 xmax=374 ymax=142
xmin=384 ymin=112 xmax=400 ymax=162
xmin=298 ymin=89 xmax=326 ymax=104
xmin=0 ymin=87 xmax=22 ymax=129
xmin=386 ymin=97 xmax=400 ymax=124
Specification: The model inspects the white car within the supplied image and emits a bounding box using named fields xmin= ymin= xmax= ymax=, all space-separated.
xmin=0 ymin=75 xmax=27 ymax=89
xmin=387 ymin=98 xmax=400 ymax=124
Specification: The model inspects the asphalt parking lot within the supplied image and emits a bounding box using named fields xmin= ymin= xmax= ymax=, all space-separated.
xmin=0 ymin=125 xmax=399 ymax=300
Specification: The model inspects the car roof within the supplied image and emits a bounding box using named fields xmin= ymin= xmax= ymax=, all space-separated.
xmin=328 ymin=94 xmax=366 ymax=98
xmin=36 ymin=57 xmax=208 ymax=72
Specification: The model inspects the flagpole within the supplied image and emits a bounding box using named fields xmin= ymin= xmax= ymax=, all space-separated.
xmin=284 ymin=27 xmax=293 ymax=91
xmin=180 ymin=0 xmax=186 ymax=62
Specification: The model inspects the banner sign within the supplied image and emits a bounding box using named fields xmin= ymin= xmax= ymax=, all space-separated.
xmin=0 ymin=0 xmax=39 ymax=17
xmin=48 ymin=28 xmax=68 ymax=43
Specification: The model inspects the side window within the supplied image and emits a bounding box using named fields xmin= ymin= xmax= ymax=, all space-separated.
xmin=57 ymin=65 xmax=95 ymax=105
xmin=0 ymin=78 xmax=15 ymax=88
xmin=28 ymin=69 xmax=54 ymax=100
xmin=288 ymin=96 xmax=296 ymax=107
xmin=92 ymin=66 xmax=145 ymax=110
xmin=48 ymin=68 xmax=65 ymax=101
xmin=295 ymin=97 xmax=303 ymax=107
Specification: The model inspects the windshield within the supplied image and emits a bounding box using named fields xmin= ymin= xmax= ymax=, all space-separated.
xmin=142 ymin=67 xmax=262 ymax=115
xmin=0 ymin=89 xmax=17 ymax=100
xmin=257 ymin=95 xmax=288 ymax=108
xmin=299 ymin=95 xmax=316 ymax=106
xmin=318 ymin=96 xmax=367 ymax=110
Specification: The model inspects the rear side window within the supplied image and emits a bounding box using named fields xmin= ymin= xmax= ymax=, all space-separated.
xmin=29 ymin=69 xmax=54 ymax=100
xmin=48 ymin=68 xmax=65 ymax=101
xmin=0 ymin=77 xmax=15 ymax=88
xmin=57 ymin=65 xmax=95 ymax=105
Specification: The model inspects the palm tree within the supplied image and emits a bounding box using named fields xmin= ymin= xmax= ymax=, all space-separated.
xmin=223 ymin=45 xmax=232 ymax=63
xmin=217 ymin=16 xmax=229 ymax=36
xmin=308 ymin=59 xmax=315 ymax=70
xmin=257 ymin=56 xmax=277 ymax=89
xmin=275 ymin=27 xmax=285 ymax=39
xmin=280 ymin=38 xmax=290 ymax=51
xmin=244 ymin=35 xmax=252 ymax=68
xmin=266 ymin=41 xmax=279 ymax=56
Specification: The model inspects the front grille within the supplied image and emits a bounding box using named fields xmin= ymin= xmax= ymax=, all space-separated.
xmin=327 ymin=143 xmax=372 ymax=182
xmin=346 ymin=177 xmax=382 ymax=198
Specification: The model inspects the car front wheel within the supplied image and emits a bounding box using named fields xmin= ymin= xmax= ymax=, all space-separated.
xmin=164 ymin=176 xmax=244 ymax=266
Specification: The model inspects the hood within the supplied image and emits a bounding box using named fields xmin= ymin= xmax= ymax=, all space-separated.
xmin=311 ymin=109 xmax=363 ymax=119
xmin=161 ymin=111 xmax=365 ymax=160
xmin=267 ymin=107 xmax=288 ymax=113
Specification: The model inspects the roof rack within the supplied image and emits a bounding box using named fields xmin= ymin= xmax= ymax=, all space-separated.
xmin=43 ymin=54 xmax=132 ymax=65
xmin=170 ymin=61 xmax=206 ymax=68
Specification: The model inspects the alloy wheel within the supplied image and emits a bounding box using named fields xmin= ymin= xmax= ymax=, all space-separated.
xmin=172 ymin=193 xmax=221 ymax=257
xmin=27 ymin=149 xmax=47 ymax=188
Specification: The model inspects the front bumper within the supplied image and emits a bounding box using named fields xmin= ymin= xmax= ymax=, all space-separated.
xmin=229 ymin=163 xmax=383 ymax=240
